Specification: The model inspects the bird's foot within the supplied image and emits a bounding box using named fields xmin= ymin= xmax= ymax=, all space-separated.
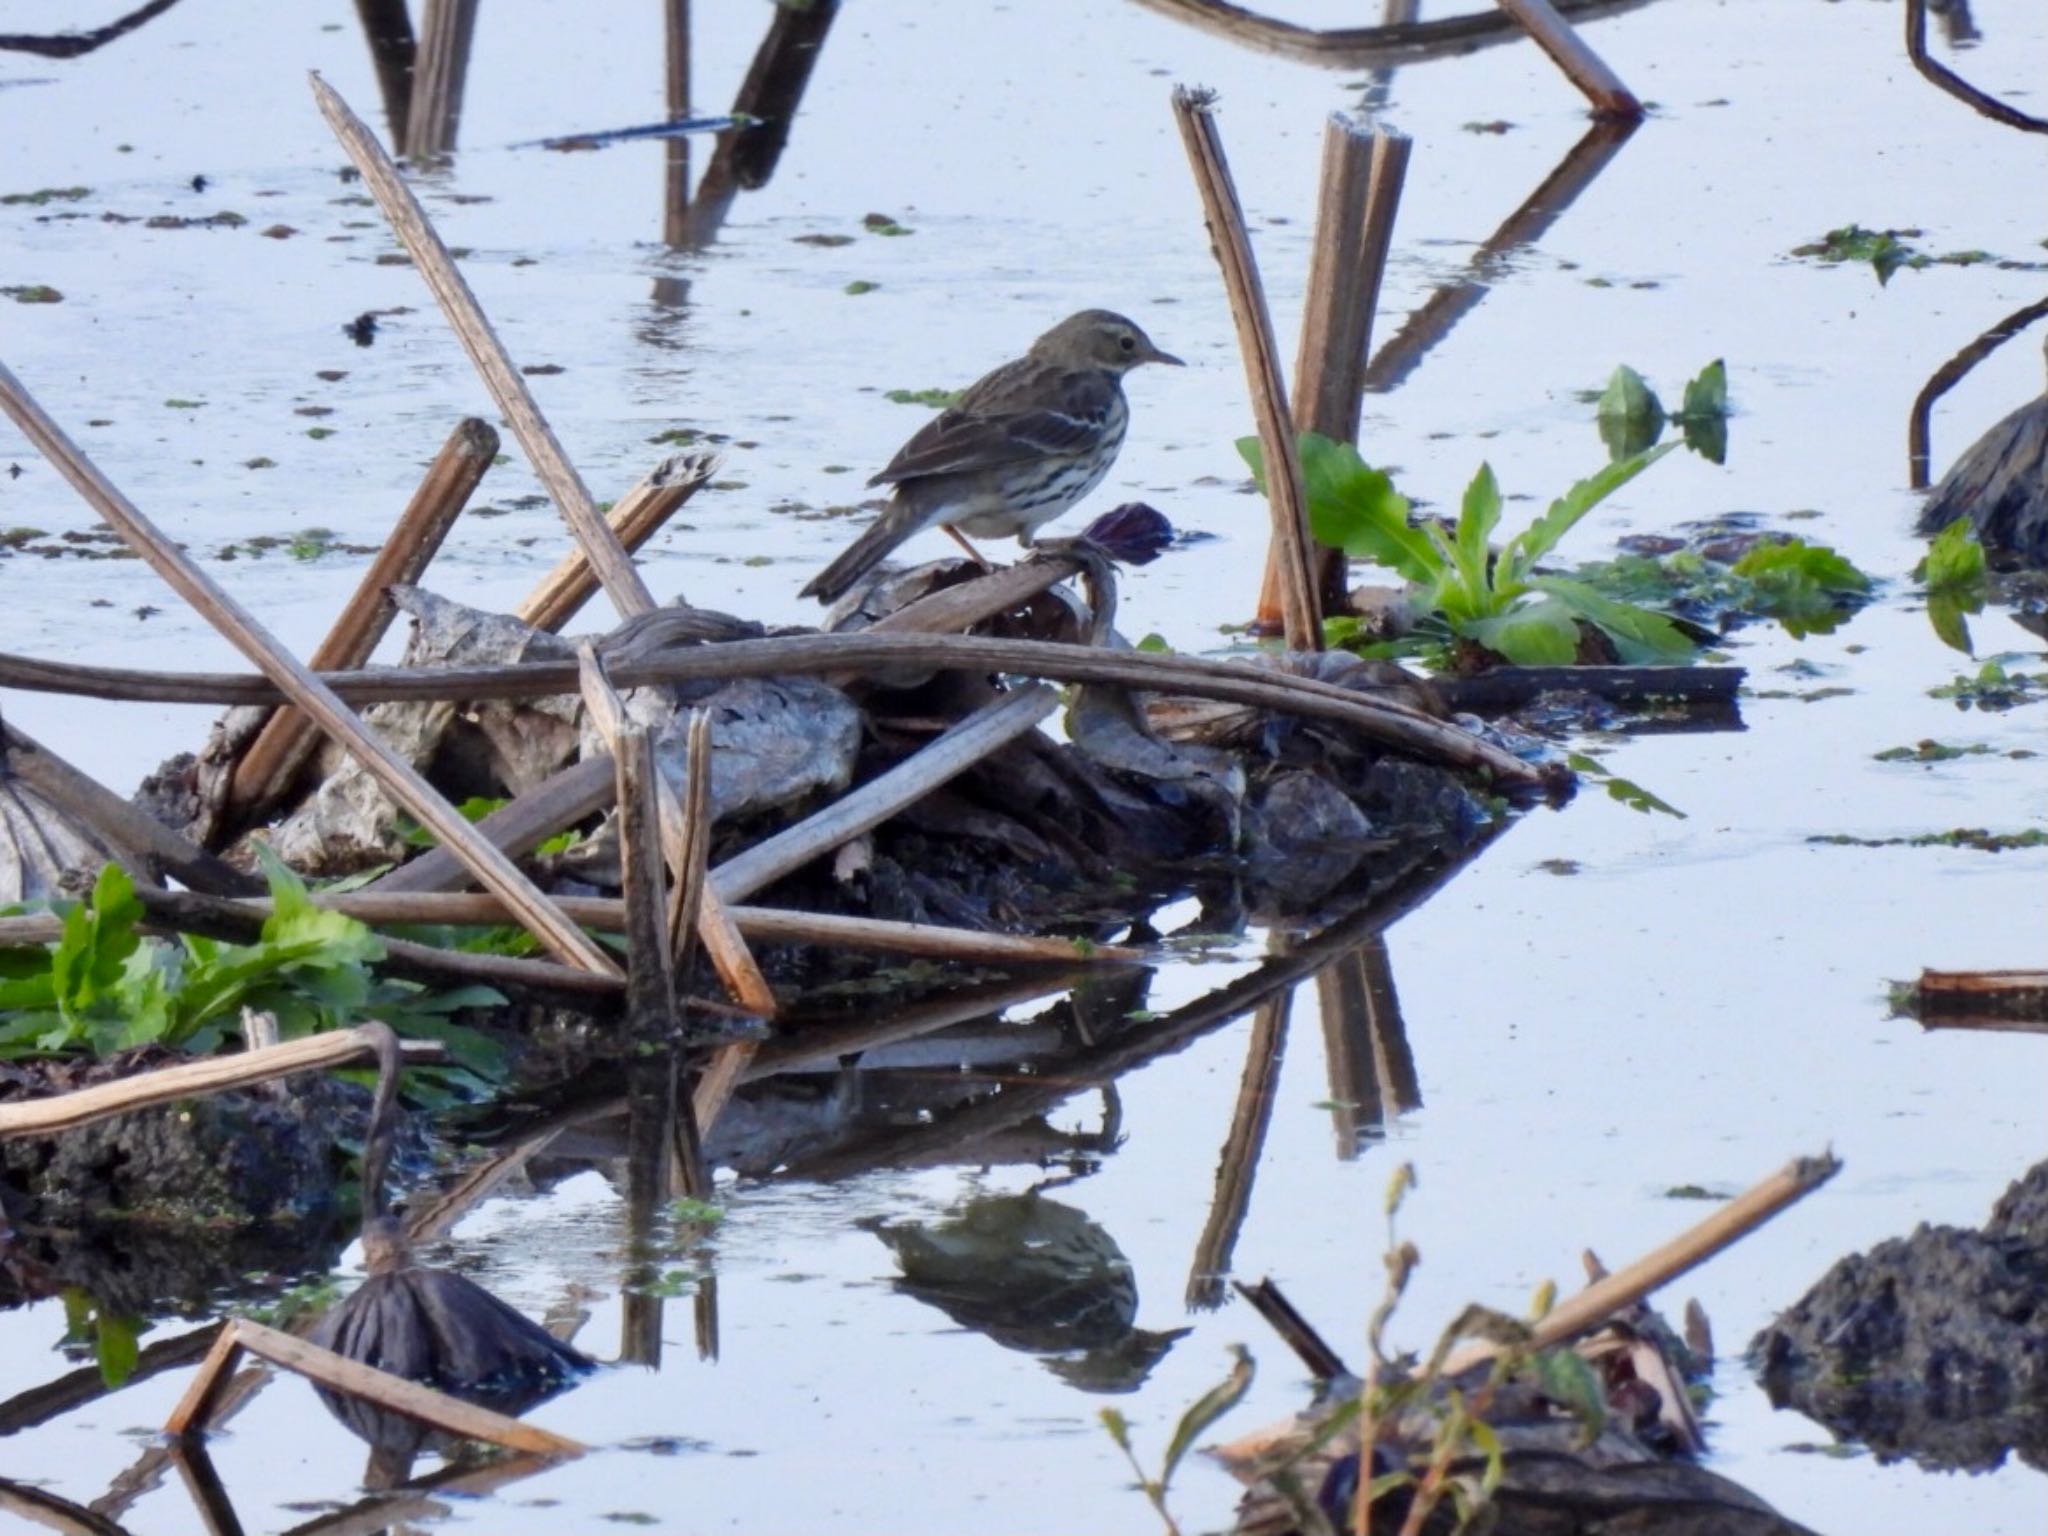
xmin=940 ymin=524 xmax=994 ymax=569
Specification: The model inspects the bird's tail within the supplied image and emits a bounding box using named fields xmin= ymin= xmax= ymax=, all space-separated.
xmin=800 ymin=508 xmax=914 ymax=603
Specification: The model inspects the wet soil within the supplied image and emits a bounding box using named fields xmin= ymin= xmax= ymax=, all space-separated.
xmin=1754 ymin=1159 xmax=2048 ymax=1476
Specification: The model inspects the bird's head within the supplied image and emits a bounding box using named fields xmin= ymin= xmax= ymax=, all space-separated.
xmin=1032 ymin=309 xmax=1184 ymax=373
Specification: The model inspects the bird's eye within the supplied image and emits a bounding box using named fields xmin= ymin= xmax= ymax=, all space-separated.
xmin=1119 ymin=333 xmax=1136 ymax=352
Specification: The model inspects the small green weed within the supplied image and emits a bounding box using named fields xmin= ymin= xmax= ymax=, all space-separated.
xmin=1100 ymin=1346 xmax=1255 ymax=1536
xmin=1930 ymin=657 xmax=2048 ymax=712
xmin=1244 ymin=431 xmax=1693 ymax=668
xmin=883 ymin=387 xmax=961 ymax=408
xmin=1915 ymin=520 xmax=1988 ymax=654
xmin=0 ymin=854 xmax=507 ymax=1066
xmin=1594 ymin=360 xmax=1729 ymax=463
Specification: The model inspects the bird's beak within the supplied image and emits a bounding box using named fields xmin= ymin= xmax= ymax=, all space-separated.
xmin=1144 ymin=342 xmax=1185 ymax=368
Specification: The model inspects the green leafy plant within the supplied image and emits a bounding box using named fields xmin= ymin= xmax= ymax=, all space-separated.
xmin=1915 ymin=519 xmax=1988 ymax=655
xmin=667 ymin=1197 xmax=726 ymax=1226
xmin=1786 ymin=224 xmax=2007 ymax=284
xmin=1564 ymin=751 xmax=1686 ymax=818
xmin=1565 ymin=534 xmax=1874 ymax=639
xmin=1100 ymin=1346 xmax=1255 ymax=1536
xmin=60 ymin=1289 xmax=147 ymax=1389
xmin=0 ymin=854 xmax=506 ymax=1063
xmin=1728 ymin=537 xmax=1873 ymax=637
xmin=1930 ymin=656 xmax=2048 ymax=712
xmin=1595 ymin=360 xmax=1729 ymax=463
xmin=1242 ymin=432 xmax=1694 ymax=668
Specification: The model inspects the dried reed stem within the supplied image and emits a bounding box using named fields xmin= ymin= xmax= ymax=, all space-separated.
xmin=1444 ymin=1151 xmax=1843 ymax=1372
xmin=707 ymin=684 xmax=1059 ymax=903
xmin=1493 ymin=0 xmax=1641 ymax=118
xmin=0 ymin=719 xmax=256 ymax=897
xmin=0 ymin=1026 xmax=398 ymax=1139
xmin=1257 ymin=116 xmax=1410 ymax=626
xmin=574 ymin=642 xmax=775 ymax=1015
xmin=1171 ymin=86 xmax=1321 ymax=652
xmin=515 ymin=452 xmax=717 ymax=633
xmin=226 ymin=416 xmax=497 ymax=830
xmin=166 ymin=1319 xmax=583 ymax=1455
xmin=310 ymin=72 xmax=657 ymax=617
xmin=0 ymin=361 xmax=617 ymax=977
xmin=0 ymin=632 xmax=1549 ymax=789
xmin=669 ymin=709 xmax=714 ymax=974
xmin=614 ymin=720 xmax=677 ymax=1033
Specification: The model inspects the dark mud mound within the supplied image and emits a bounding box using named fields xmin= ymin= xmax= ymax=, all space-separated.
xmin=1751 ymin=1159 xmax=2048 ymax=1472
xmin=0 ymin=1047 xmax=370 ymax=1227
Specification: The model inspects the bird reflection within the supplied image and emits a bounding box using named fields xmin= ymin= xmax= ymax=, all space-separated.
xmin=870 ymin=1189 xmax=1186 ymax=1394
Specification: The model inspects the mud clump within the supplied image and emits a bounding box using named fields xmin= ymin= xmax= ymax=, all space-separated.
xmin=0 ymin=1047 xmax=374 ymax=1228
xmin=1751 ymin=1159 xmax=2048 ymax=1472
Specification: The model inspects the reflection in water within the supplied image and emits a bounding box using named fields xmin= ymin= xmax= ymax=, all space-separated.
xmin=0 ymin=840 xmax=1473 ymax=1522
xmin=402 ymin=0 xmax=479 ymax=162
xmin=0 ymin=0 xmax=186 ymax=60
xmin=1128 ymin=0 xmax=1655 ymax=69
xmin=1314 ymin=933 xmax=1420 ymax=1158
xmin=1187 ymin=911 xmax=1431 ymax=1308
xmin=156 ymin=1434 xmax=562 ymax=1536
xmin=674 ymin=0 xmax=841 ymax=252
xmin=1913 ymin=331 xmax=2048 ymax=569
xmin=1364 ymin=117 xmax=1639 ymax=393
xmin=353 ymin=0 xmax=418 ymax=151
xmin=1352 ymin=0 xmax=1420 ymax=118
xmin=650 ymin=0 xmax=840 ymax=317
xmin=872 ymin=1189 xmax=1188 ymax=1394
xmin=1187 ymin=960 xmax=1291 ymax=1310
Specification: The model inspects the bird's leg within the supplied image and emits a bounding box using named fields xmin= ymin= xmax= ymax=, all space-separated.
xmin=941 ymin=523 xmax=992 ymax=568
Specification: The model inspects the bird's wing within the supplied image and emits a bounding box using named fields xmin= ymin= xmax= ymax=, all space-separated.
xmin=868 ymin=368 xmax=1117 ymax=487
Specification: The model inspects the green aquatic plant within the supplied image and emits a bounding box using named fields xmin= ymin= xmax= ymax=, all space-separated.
xmin=0 ymin=853 xmax=504 ymax=1068
xmin=883 ymin=386 xmax=961 ymax=408
xmin=1925 ymin=655 xmax=2039 ymax=716
xmin=1242 ymin=432 xmax=1694 ymax=668
xmin=1594 ymin=360 xmax=1729 ymax=463
xmin=1251 ymin=1165 xmax=1607 ymax=1536
xmin=1791 ymin=224 xmax=1927 ymax=283
xmin=1563 ymin=751 xmax=1686 ymax=818
xmin=1100 ymin=1345 xmax=1255 ymax=1536
xmin=1915 ymin=519 xmax=1988 ymax=654
xmin=1567 ymin=533 xmax=1872 ymax=639
xmin=60 ymin=1289 xmax=145 ymax=1389
xmin=1788 ymin=225 xmax=2023 ymax=284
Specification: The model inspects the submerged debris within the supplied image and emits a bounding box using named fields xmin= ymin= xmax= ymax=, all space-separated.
xmin=307 ymin=1023 xmax=591 ymax=1470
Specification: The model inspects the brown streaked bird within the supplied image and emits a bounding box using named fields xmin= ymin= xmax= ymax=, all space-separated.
xmin=800 ymin=309 xmax=1182 ymax=602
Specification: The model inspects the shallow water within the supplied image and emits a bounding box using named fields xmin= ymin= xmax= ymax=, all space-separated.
xmin=1 ymin=1 xmax=2044 ymax=1531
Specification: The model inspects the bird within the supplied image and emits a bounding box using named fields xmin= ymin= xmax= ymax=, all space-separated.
xmin=800 ymin=309 xmax=1182 ymax=603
